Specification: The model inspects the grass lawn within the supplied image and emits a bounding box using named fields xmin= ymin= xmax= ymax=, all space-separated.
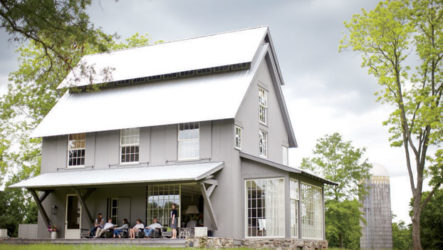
xmin=0 ymin=244 xmax=254 ymax=250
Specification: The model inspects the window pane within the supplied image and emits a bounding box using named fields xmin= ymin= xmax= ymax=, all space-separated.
xmin=178 ymin=123 xmax=199 ymax=160
xmin=121 ymin=128 xmax=140 ymax=163
xmin=147 ymin=184 xmax=180 ymax=227
xmin=301 ymin=182 xmax=323 ymax=239
xmin=246 ymin=178 xmax=285 ymax=237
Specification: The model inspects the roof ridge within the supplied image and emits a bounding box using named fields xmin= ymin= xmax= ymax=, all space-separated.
xmin=83 ymin=26 xmax=269 ymax=58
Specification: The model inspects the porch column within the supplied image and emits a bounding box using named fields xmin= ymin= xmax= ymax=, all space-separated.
xmin=74 ymin=188 xmax=95 ymax=225
xmin=29 ymin=189 xmax=53 ymax=228
xmin=200 ymin=178 xmax=218 ymax=230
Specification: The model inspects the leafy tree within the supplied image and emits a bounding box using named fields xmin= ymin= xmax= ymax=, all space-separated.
xmin=301 ymin=132 xmax=372 ymax=201
xmin=325 ymin=199 xmax=362 ymax=249
xmin=0 ymin=0 xmax=110 ymax=75
xmin=392 ymin=219 xmax=412 ymax=250
xmin=0 ymin=32 xmax=154 ymax=236
xmin=340 ymin=1 xmax=442 ymax=248
xmin=301 ymin=133 xmax=371 ymax=249
xmin=411 ymin=189 xmax=443 ymax=250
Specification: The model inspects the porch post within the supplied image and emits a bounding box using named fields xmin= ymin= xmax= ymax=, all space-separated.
xmin=74 ymin=188 xmax=95 ymax=225
xmin=200 ymin=178 xmax=218 ymax=230
xmin=29 ymin=189 xmax=52 ymax=228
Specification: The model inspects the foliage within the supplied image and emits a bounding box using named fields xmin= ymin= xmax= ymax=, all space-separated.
xmin=0 ymin=32 xmax=153 ymax=237
xmin=0 ymin=0 xmax=111 ymax=76
xmin=325 ymin=199 xmax=362 ymax=249
xmin=340 ymin=1 xmax=442 ymax=248
xmin=0 ymin=175 xmax=37 ymax=237
xmin=300 ymin=132 xmax=372 ymax=201
xmin=392 ymin=220 xmax=412 ymax=250
xmin=300 ymin=133 xmax=370 ymax=249
xmin=411 ymin=189 xmax=443 ymax=250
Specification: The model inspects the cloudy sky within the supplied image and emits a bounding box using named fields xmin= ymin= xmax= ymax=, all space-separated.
xmin=0 ymin=0 xmax=428 ymax=223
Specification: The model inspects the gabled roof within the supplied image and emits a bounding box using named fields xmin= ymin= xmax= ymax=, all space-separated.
xmin=33 ymin=27 xmax=297 ymax=147
xmin=10 ymin=162 xmax=223 ymax=189
xmin=58 ymin=27 xmax=268 ymax=89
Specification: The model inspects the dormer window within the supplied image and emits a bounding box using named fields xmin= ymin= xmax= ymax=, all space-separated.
xmin=259 ymin=130 xmax=268 ymax=158
xmin=258 ymin=87 xmax=268 ymax=125
xmin=68 ymin=133 xmax=86 ymax=167
xmin=120 ymin=128 xmax=140 ymax=163
xmin=178 ymin=123 xmax=199 ymax=160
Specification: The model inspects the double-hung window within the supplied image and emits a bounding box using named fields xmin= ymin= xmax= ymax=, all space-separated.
xmin=235 ymin=125 xmax=242 ymax=149
xmin=258 ymin=87 xmax=268 ymax=125
xmin=178 ymin=123 xmax=199 ymax=160
xmin=68 ymin=133 xmax=86 ymax=167
xmin=120 ymin=128 xmax=140 ymax=163
xmin=259 ymin=130 xmax=268 ymax=158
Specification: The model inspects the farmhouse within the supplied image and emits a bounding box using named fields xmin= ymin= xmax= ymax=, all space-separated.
xmin=11 ymin=27 xmax=334 ymax=246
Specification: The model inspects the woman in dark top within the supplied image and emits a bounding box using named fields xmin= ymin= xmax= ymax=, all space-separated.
xmin=170 ymin=204 xmax=178 ymax=239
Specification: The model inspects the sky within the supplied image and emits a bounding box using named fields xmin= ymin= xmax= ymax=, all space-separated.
xmin=0 ymin=0 xmax=430 ymax=223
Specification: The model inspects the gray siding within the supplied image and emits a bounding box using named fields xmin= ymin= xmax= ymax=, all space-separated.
xmin=235 ymin=58 xmax=289 ymax=164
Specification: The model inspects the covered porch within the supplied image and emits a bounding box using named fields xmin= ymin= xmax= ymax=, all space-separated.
xmin=10 ymin=162 xmax=223 ymax=239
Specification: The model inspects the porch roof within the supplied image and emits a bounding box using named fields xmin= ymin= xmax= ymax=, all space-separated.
xmin=9 ymin=162 xmax=223 ymax=189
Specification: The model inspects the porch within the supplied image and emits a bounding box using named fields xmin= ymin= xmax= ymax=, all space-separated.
xmin=9 ymin=162 xmax=223 ymax=240
xmin=0 ymin=238 xmax=186 ymax=247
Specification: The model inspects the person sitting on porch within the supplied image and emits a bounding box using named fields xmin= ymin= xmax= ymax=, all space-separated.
xmin=89 ymin=213 xmax=104 ymax=237
xmin=113 ymin=218 xmax=129 ymax=238
xmin=129 ymin=219 xmax=144 ymax=239
xmin=95 ymin=218 xmax=115 ymax=238
xmin=144 ymin=217 xmax=162 ymax=238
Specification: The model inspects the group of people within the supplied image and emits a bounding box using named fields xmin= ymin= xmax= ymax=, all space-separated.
xmin=89 ymin=204 xmax=179 ymax=239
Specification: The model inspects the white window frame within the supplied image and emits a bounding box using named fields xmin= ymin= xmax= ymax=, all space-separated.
xmin=259 ymin=130 xmax=268 ymax=158
xmin=120 ymin=128 xmax=140 ymax=164
xmin=67 ymin=133 xmax=86 ymax=168
xmin=258 ymin=87 xmax=268 ymax=125
xmin=234 ymin=125 xmax=242 ymax=149
xmin=178 ymin=122 xmax=200 ymax=161
xmin=110 ymin=198 xmax=118 ymax=224
xmin=300 ymin=182 xmax=324 ymax=240
xmin=244 ymin=177 xmax=285 ymax=239
xmin=290 ymin=178 xmax=299 ymax=238
xmin=282 ymin=145 xmax=289 ymax=166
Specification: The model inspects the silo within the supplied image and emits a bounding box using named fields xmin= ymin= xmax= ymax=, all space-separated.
xmin=360 ymin=163 xmax=393 ymax=250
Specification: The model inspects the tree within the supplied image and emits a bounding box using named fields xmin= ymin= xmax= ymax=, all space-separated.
xmin=0 ymin=32 xmax=154 ymax=236
xmin=340 ymin=1 xmax=442 ymax=249
xmin=411 ymin=189 xmax=443 ymax=249
xmin=392 ymin=219 xmax=413 ymax=250
xmin=301 ymin=132 xmax=372 ymax=248
xmin=301 ymin=132 xmax=372 ymax=201
xmin=0 ymin=0 xmax=111 ymax=76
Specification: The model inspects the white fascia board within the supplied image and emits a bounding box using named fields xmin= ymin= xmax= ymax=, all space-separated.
xmin=10 ymin=162 xmax=224 ymax=189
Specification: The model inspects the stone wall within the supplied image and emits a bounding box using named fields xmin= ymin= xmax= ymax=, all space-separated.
xmin=18 ymin=224 xmax=38 ymax=239
xmin=185 ymin=237 xmax=328 ymax=249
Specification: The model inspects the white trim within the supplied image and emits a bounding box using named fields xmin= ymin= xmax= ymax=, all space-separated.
xmin=244 ymin=177 xmax=285 ymax=238
xmin=258 ymin=86 xmax=268 ymax=125
xmin=65 ymin=194 xmax=82 ymax=239
xmin=120 ymin=128 xmax=140 ymax=164
xmin=259 ymin=129 xmax=268 ymax=158
xmin=177 ymin=123 xmax=200 ymax=161
xmin=234 ymin=125 xmax=242 ymax=150
xmin=67 ymin=134 xmax=86 ymax=168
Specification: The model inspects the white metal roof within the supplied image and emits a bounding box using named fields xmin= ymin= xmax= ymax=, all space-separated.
xmin=33 ymin=66 xmax=257 ymax=137
xmin=9 ymin=162 xmax=223 ymax=189
xmin=58 ymin=27 xmax=268 ymax=88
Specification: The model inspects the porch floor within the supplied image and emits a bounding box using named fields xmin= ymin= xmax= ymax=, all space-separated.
xmin=0 ymin=238 xmax=186 ymax=247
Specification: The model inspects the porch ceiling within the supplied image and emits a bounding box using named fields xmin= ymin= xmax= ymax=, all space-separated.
xmin=9 ymin=162 xmax=223 ymax=189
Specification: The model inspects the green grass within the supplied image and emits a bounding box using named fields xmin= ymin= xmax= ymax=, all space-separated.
xmin=0 ymin=244 xmax=254 ymax=250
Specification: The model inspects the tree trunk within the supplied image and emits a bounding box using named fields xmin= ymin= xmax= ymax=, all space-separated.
xmin=339 ymin=233 xmax=344 ymax=248
xmin=412 ymin=192 xmax=422 ymax=250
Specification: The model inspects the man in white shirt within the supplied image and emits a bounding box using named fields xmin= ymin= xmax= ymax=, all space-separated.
xmin=144 ymin=218 xmax=162 ymax=238
xmin=95 ymin=218 xmax=114 ymax=238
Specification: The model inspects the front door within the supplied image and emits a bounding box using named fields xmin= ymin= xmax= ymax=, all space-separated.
xmin=65 ymin=194 xmax=82 ymax=239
